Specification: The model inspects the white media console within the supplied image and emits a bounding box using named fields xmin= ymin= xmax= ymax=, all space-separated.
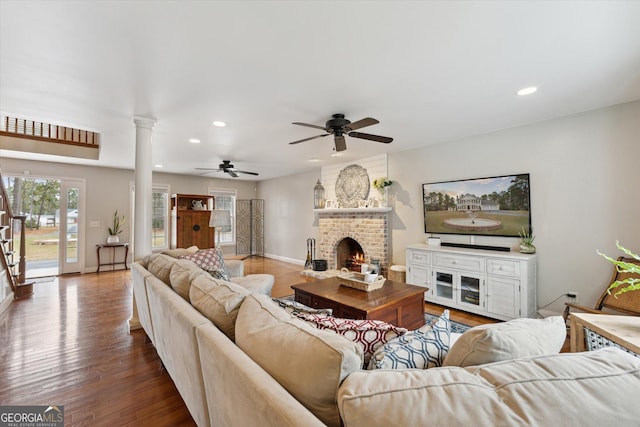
xmin=406 ymin=244 xmax=537 ymax=320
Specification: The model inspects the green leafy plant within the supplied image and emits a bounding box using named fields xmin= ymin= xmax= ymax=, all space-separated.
xmin=108 ymin=210 xmax=125 ymax=236
xmin=518 ymin=227 xmax=535 ymax=246
xmin=373 ymin=177 xmax=392 ymax=191
xmin=597 ymin=241 xmax=640 ymax=297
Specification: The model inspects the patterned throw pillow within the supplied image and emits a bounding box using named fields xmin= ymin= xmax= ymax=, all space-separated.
xmin=180 ymin=248 xmax=230 ymax=281
xmin=272 ymin=297 xmax=333 ymax=317
xmin=297 ymin=313 xmax=408 ymax=367
xmin=368 ymin=310 xmax=450 ymax=370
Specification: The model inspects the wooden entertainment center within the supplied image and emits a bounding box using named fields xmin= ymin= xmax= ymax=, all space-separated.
xmin=406 ymin=244 xmax=536 ymax=320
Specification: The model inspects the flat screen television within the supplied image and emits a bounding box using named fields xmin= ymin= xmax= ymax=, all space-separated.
xmin=422 ymin=173 xmax=531 ymax=237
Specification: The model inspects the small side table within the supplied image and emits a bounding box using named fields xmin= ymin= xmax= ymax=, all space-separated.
xmin=96 ymin=243 xmax=129 ymax=273
xmin=569 ymin=312 xmax=640 ymax=356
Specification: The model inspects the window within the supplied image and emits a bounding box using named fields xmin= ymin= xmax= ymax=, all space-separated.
xmin=130 ymin=183 xmax=170 ymax=251
xmin=152 ymin=187 xmax=169 ymax=250
xmin=209 ymin=188 xmax=236 ymax=245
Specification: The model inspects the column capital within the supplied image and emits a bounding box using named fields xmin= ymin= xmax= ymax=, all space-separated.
xmin=132 ymin=115 xmax=157 ymax=129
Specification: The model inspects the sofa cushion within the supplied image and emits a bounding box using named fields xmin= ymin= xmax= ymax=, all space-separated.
xmin=298 ymin=313 xmax=407 ymax=367
xmin=232 ymin=274 xmax=275 ymax=295
xmin=189 ymin=274 xmax=251 ymax=341
xmin=443 ymin=315 xmax=566 ymax=367
xmin=338 ymin=348 xmax=640 ymax=427
xmin=147 ymin=253 xmax=179 ymax=285
xmin=169 ymin=258 xmax=208 ymax=300
xmin=368 ymin=310 xmax=450 ymax=370
xmin=272 ymin=297 xmax=333 ymax=317
xmin=180 ymin=248 xmax=230 ymax=281
xmin=235 ymin=294 xmax=363 ymax=427
xmin=162 ymin=245 xmax=199 ymax=258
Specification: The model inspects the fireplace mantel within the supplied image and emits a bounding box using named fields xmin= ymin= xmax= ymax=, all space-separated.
xmin=314 ymin=207 xmax=392 ymax=214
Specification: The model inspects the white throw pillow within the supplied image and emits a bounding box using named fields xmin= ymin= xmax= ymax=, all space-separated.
xmin=443 ymin=316 xmax=566 ymax=367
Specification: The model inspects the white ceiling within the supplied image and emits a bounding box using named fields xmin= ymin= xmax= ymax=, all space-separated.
xmin=1 ymin=1 xmax=639 ymax=181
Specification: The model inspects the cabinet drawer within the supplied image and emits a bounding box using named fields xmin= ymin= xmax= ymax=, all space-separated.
xmin=408 ymin=250 xmax=431 ymax=266
xmin=433 ymin=254 xmax=484 ymax=273
xmin=487 ymin=259 xmax=520 ymax=277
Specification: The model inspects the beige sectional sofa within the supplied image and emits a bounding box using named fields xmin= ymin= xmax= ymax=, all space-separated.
xmin=132 ymin=253 xmax=640 ymax=427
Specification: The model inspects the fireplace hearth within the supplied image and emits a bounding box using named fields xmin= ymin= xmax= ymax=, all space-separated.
xmin=316 ymin=208 xmax=390 ymax=275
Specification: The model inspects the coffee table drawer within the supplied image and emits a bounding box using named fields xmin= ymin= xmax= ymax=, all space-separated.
xmin=295 ymin=293 xmax=340 ymax=313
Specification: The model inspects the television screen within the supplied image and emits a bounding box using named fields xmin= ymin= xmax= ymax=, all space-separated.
xmin=422 ymin=174 xmax=531 ymax=237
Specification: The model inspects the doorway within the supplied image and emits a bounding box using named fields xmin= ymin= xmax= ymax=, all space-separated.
xmin=2 ymin=175 xmax=84 ymax=278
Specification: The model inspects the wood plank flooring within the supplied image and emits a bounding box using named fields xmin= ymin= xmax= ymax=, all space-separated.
xmin=0 ymin=256 xmax=498 ymax=426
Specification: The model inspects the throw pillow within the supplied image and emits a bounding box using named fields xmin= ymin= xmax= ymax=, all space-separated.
xmin=169 ymin=258 xmax=208 ymax=300
xmin=443 ymin=315 xmax=566 ymax=367
xmin=272 ymin=297 xmax=333 ymax=317
xmin=235 ymin=294 xmax=363 ymax=427
xmin=180 ymin=248 xmax=230 ymax=281
xmin=147 ymin=253 xmax=179 ymax=285
xmin=297 ymin=313 xmax=407 ymax=367
xmin=189 ymin=274 xmax=251 ymax=341
xmin=368 ymin=310 xmax=450 ymax=370
xmin=162 ymin=245 xmax=199 ymax=258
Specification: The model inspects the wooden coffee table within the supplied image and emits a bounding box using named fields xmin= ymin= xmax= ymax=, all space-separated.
xmin=291 ymin=277 xmax=427 ymax=329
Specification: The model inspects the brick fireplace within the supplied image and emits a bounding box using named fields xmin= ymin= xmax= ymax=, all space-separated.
xmin=317 ymin=208 xmax=390 ymax=275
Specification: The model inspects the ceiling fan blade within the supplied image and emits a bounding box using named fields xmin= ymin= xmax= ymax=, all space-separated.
xmin=348 ymin=131 xmax=393 ymax=144
xmin=334 ymin=135 xmax=347 ymax=152
xmin=227 ymin=170 xmax=239 ymax=178
xmin=195 ymin=167 xmax=222 ymax=171
xmin=292 ymin=122 xmax=327 ymax=131
xmin=289 ymin=133 xmax=331 ymax=144
xmin=237 ymin=170 xmax=259 ymax=176
xmin=345 ymin=117 xmax=379 ymax=131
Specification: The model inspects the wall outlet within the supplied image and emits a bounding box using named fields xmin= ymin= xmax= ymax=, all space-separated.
xmin=567 ymin=291 xmax=578 ymax=304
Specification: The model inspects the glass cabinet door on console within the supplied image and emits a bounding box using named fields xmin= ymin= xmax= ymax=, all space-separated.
xmin=431 ymin=268 xmax=484 ymax=308
xmin=434 ymin=270 xmax=455 ymax=303
xmin=458 ymin=272 xmax=484 ymax=309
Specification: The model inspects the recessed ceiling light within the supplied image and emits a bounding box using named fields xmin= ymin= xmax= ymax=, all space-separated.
xmin=154 ymin=164 xmax=163 ymax=168
xmin=212 ymin=121 xmax=226 ymax=127
xmin=308 ymin=158 xmax=321 ymax=162
xmin=516 ymin=86 xmax=537 ymax=96
xmin=331 ymin=152 xmax=342 ymax=157
xmin=189 ymin=138 xmax=201 ymax=144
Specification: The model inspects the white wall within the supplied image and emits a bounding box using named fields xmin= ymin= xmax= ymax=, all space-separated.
xmin=389 ymin=100 xmax=640 ymax=314
xmin=257 ymin=169 xmax=320 ymax=264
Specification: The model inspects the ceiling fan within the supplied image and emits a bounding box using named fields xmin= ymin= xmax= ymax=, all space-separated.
xmin=289 ymin=113 xmax=393 ymax=152
xmin=196 ymin=160 xmax=259 ymax=178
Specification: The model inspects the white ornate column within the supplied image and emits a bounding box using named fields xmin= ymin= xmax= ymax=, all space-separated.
xmin=129 ymin=115 xmax=156 ymax=332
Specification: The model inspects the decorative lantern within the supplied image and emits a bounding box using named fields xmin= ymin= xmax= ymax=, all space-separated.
xmin=313 ymin=179 xmax=325 ymax=209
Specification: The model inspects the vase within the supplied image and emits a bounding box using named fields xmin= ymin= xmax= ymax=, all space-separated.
xmin=107 ymin=235 xmax=120 ymax=244
xmin=520 ymin=244 xmax=536 ymax=254
xmin=378 ymin=188 xmax=388 ymax=207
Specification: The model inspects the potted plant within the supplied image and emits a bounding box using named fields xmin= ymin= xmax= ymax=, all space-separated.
xmin=597 ymin=241 xmax=640 ymax=297
xmin=107 ymin=210 xmax=125 ymax=244
xmin=372 ymin=177 xmax=393 ymax=206
xmin=518 ymin=227 xmax=536 ymax=254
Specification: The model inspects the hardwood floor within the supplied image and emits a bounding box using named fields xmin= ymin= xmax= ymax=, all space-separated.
xmin=0 ymin=256 xmax=498 ymax=426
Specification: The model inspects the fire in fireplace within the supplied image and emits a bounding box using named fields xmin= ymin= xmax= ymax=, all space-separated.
xmin=336 ymin=237 xmax=364 ymax=271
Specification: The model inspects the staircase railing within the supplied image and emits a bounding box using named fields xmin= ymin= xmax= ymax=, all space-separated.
xmin=0 ymin=167 xmax=32 ymax=298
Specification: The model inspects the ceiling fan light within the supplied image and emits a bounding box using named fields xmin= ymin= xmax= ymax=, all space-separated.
xmin=516 ymin=86 xmax=538 ymax=96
